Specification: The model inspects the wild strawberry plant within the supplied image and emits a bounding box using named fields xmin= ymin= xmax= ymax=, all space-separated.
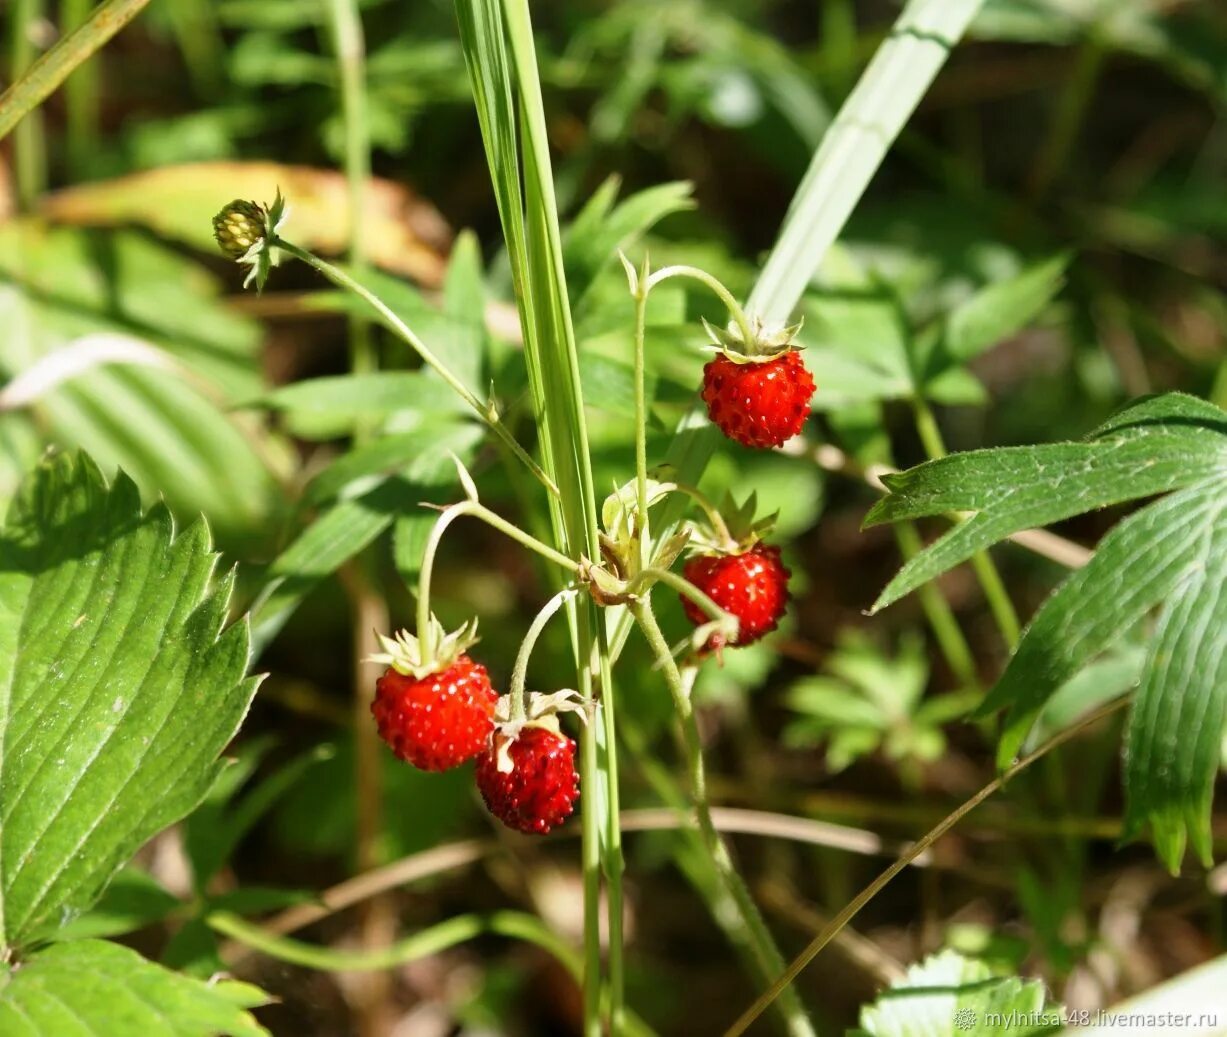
xmin=2 ymin=0 xmax=1226 ymax=1034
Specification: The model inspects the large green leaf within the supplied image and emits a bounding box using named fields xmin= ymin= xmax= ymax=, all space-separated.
xmin=0 ymin=453 xmax=260 ymax=949
xmin=850 ymin=949 xmax=1061 ymax=1037
xmin=866 ymin=394 xmax=1227 ymax=611
xmin=0 ymin=939 xmax=269 ymax=1036
xmin=866 ymin=393 xmax=1227 ymax=870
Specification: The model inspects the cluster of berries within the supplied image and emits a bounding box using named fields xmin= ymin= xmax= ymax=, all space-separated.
xmin=370 ymin=626 xmax=579 ymax=835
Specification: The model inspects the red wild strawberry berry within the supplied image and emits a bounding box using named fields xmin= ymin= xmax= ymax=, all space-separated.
xmin=681 ymin=543 xmax=790 ymax=649
xmin=476 ymin=727 xmax=579 ymax=835
xmin=371 ymin=655 xmax=498 ymax=772
xmin=701 ymin=349 xmax=815 ymax=449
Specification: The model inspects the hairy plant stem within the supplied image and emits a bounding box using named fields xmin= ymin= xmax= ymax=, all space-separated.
xmin=508 ymin=587 xmax=577 ymax=721
xmin=631 ymin=599 xmax=815 ymax=1037
xmin=912 ymin=397 xmax=1021 ymax=648
xmin=271 ymin=238 xmax=559 ymax=498
xmin=893 ymin=523 xmax=978 ymax=688
xmin=415 ymin=499 xmax=580 ymax=660
xmin=723 ymin=696 xmax=1131 ymax=1036
xmin=645 ymin=264 xmax=757 ymax=347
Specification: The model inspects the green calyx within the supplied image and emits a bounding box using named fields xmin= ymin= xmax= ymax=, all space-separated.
xmin=211 ymin=189 xmax=288 ymax=293
xmin=702 ymin=315 xmax=804 ymax=362
xmin=684 ymin=490 xmax=777 ymax=556
xmin=491 ymin=690 xmax=585 ymax=773
xmin=369 ymin=616 xmax=479 ymax=679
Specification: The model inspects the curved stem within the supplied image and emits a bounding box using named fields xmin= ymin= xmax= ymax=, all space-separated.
xmin=631 ymin=599 xmax=815 ymax=1037
xmin=509 ymin=587 xmax=577 ymax=721
xmin=722 ymin=696 xmax=1132 ymax=1037
xmin=272 ymin=238 xmax=559 ymax=499
xmin=660 ymin=482 xmax=736 ymax=549
xmin=417 ymin=501 xmax=581 ymax=659
xmin=645 ymin=264 xmax=757 ymax=348
xmin=211 ymin=908 xmax=575 ymax=975
xmin=630 ymin=566 xmax=735 ymax=635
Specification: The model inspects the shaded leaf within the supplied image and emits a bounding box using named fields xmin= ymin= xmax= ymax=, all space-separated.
xmin=851 ymin=949 xmax=1061 ymax=1037
xmin=0 ymin=453 xmax=259 ymax=950
xmin=0 ymin=939 xmax=269 ymax=1036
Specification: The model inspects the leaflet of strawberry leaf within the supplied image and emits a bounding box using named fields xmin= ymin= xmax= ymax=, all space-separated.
xmin=863 ymin=393 xmax=1227 ymax=613
xmin=0 ymin=452 xmax=261 ymax=951
xmin=863 ymin=393 xmax=1227 ymax=872
xmin=0 ymin=939 xmax=270 ymax=1037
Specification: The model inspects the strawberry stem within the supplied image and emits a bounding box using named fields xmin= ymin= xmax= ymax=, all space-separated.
xmin=661 ymin=482 xmax=737 ymax=552
xmin=644 ymin=264 xmax=756 ymax=350
xmin=630 ymin=255 xmax=652 ymax=574
xmin=627 ymin=567 xmax=738 ymax=644
xmin=509 ymin=587 xmax=578 ymax=723
xmin=417 ymin=500 xmax=583 ymax=662
xmin=630 ymin=600 xmax=814 ymax=1036
xmin=270 ymin=236 xmax=560 ymax=499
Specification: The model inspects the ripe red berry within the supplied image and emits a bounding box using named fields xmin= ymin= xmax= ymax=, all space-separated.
xmin=681 ymin=543 xmax=790 ymax=648
xmin=371 ymin=655 xmax=498 ymax=772
xmin=476 ymin=727 xmax=580 ymax=835
xmin=701 ymin=349 xmax=815 ymax=449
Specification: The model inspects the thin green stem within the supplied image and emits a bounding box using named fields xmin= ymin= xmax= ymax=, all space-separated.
xmin=0 ymin=0 xmax=153 ymax=144
xmin=630 ymin=567 xmax=735 ymax=635
xmin=210 ymin=909 xmax=576 ymax=975
xmin=416 ymin=500 xmax=580 ymax=660
xmin=632 ymin=263 xmax=651 ymax=568
xmin=660 ymin=482 xmax=735 ymax=549
xmin=913 ymin=398 xmax=1020 ymax=648
xmin=509 ymin=587 xmax=577 ymax=721
xmin=893 ymin=524 xmax=977 ymax=687
xmin=646 ymin=264 xmax=756 ymax=347
xmin=272 ymin=238 xmax=559 ymax=498
xmin=10 ymin=0 xmax=46 ymax=209
xmin=61 ymin=0 xmax=97 ymax=179
xmin=722 ymin=697 xmax=1131 ymax=1037
xmin=325 ymin=0 xmax=375 ymax=379
xmin=632 ymin=600 xmax=815 ymax=1037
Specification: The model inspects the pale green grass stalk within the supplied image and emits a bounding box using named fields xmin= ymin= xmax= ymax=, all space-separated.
xmin=0 ymin=0 xmax=154 ymax=143
xmin=453 ymin=2 xmax=623 ymax=1029
xmin=61 ymin=0 xmax=98 ymax=178
xmin=9 ymin=0 xmax=46 ymax=208
xmin=723 ymin=697 xmax=1130 ymax=1036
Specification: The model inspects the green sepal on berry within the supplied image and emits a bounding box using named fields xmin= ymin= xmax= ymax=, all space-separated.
xmin=211 ymin=190 xmax=288 ymax=293
xmin=684 ymin=490 xmax=778 ymax=557
xmin=701 ymin=315 xmax=804 ymax=363
xmin=369 ymin=616 xmax=480 ymax=679
xmin=596 ymin=477 xmax=690 ymax=585
xmin=490 ymin=688 xmax=585 ymax=774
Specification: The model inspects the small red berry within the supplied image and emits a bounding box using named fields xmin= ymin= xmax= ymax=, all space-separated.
xmin=701 ymin=349 xmax=815 ymax=449
xmin=476 ymin=727 xmax=579 ymax=835
xmin=681 ymin=543 xmax=790 ymax=648
xmin=371 ymin=655 xmax=498 ymax=771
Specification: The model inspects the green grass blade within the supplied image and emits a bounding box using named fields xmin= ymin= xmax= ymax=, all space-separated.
xmin=748 ymin=0 xmax=986 ymax=325
xmin=0 ymin=0 xmax=155 ymax=143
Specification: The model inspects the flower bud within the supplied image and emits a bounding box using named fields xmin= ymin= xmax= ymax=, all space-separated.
xmin=212 ymin=200 xmax=267 ymax=259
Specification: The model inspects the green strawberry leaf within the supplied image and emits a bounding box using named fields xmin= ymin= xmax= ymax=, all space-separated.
xmin=850 ymin=949 xmax=1061 ymax=1037
xmin=865 ymin=393 xmax=1227 ymax=870
xmin=0 ymin=939 xmax=269 ymax=1036
xmin=941 ymin=253 xmax=1069 ymax=364
xmin=0 ymin=452 xmax=260 ymax=950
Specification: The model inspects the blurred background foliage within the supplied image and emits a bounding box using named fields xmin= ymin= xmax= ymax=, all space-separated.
xmin=1 ymin=0 xmax=1225 ymax=1034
